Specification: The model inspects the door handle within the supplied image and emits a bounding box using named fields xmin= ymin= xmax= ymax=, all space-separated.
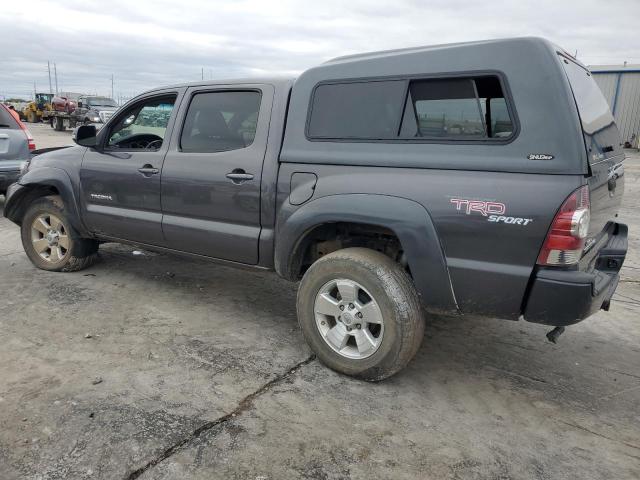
xmin=138 ymin=164 xmax=159 ymax=176
xmin=226 ymin=169 xmax=254 ymax=184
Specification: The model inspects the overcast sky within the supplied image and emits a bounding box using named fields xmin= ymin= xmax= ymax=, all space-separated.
xmin=1 ymin=0 xmax=638 ymax=101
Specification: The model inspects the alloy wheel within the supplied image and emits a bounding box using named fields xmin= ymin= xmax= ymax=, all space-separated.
xmin=314 ymin=278 xmax=384 ymax=359
xmin=31 ymin=213 xmax=70 ymax=263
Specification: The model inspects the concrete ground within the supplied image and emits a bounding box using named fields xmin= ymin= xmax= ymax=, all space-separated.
xmin=1 ymin=124 xmax=639 ymax=479
xmin=26 ymin=122 xmax=76 ymax=150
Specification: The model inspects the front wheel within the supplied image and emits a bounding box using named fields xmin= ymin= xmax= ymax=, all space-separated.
xmin=20 ymin=195 xmax=99 ymax=272
xmin=297 ymin=247 xmax=425 ymax=381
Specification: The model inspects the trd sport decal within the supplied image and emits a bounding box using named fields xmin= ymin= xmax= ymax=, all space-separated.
xmin=450 ymin=198 xmax=533 ymax=226
xmin=450 ymin=198 xmax=505 ymax=216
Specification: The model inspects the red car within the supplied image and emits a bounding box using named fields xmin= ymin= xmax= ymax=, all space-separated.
xmin=51 ymin=96 xmax=76 ymax=113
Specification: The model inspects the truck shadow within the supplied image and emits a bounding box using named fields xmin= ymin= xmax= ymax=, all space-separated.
xmin=90 ymin=241 xmax=638 ymax=411
xmin=2 ymin=195 xmax=637 ymax=412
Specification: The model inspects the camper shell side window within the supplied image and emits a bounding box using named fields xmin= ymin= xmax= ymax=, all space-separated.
xmin=306 ymin=74 xmax=516 ymax=143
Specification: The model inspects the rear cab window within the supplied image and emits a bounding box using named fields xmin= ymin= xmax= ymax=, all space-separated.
xmin=559 ymin=55 xmax=622 ymax=163
xmin=307 ymin=75 xmax=515 ymax=142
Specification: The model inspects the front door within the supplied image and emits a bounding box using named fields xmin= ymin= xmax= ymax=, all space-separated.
xmin=161 ymin=85 xmax=272 ymax=264
xmin=80 ymin=92 xmax=180 ymax=245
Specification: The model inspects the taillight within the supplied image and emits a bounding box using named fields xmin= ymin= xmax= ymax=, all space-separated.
xmin=24 ymin=130 xmax=36 ymax=151
xmin=537 ymin=185 xmax=590 ymax=266
xmin=16 ymin=118 xmax=36 ymax=150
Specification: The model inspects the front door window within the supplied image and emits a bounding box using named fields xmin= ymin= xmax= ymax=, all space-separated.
xmin=107 ymin=96 xmax=176 ymax=150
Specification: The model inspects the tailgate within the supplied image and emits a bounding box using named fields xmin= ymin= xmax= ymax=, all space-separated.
xmin=0 ymin=130 xmax=28 ymax=161
xmin=0 ymin=132 xmax=9 ymax=156
xmin=586 ymin=155 xmax=624 ymax=243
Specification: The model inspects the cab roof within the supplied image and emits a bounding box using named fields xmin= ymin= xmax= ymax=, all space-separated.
xmin=150 ymin=76 xmax=295 ymax=93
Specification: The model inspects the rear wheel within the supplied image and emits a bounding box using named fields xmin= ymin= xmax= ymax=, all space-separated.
xmin=297 ymin=247 xmax=425 ymax=381
xmin=20 ymin=195 xmax=99 ymax=272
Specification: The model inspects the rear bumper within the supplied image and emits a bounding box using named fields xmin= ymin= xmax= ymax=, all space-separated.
xmin=523 ymin=223 xmax=628 ymax=326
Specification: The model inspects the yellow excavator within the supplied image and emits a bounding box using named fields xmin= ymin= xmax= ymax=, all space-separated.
xmin=22 ymin=93 xmax=53 ymax=123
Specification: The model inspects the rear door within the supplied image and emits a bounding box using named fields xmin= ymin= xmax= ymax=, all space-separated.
xmin=160 ymin=84 xmax=273 ymax=264
xmin=560 ymin=55 xmax=625 ymax=241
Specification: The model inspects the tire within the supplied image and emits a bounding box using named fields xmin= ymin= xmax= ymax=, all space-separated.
xmin=297 ymin=247 xmax=425 ymax=381
xmin=20 ymin=195 xmax=99 ymax=272
xmin=27 ymin=111 xmax=37 ymax=123
xmin=54 ymin=116 xmax=65 ymax=131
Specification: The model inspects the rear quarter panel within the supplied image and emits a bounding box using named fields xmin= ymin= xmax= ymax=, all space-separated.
xmin=277 ymin=163 xmax=581 ymax=318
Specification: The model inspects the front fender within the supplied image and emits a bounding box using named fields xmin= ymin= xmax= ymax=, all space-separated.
xmin=4 ymin=167 xmax=87 ymax=235
xmin=275 ymin=193 xmax=458 ymax=314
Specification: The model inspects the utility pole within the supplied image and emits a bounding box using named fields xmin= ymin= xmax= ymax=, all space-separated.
xmin=47 ymin=61 xmax=53 ymax=95
xmin=111 ymin=74 xmax=114 ymax=100
xmin=34 ymin=81 xmax=36 ymax=99
xmin=54 ymin=63 xmax=59 ymax=94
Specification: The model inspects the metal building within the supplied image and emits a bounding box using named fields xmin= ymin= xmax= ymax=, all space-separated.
xmin=590 ymin=64 xmax=640 ymax=148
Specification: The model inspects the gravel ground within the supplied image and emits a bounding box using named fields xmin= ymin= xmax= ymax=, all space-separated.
xmin=1 ymin=124 xmax=639 ymax=479
xmin=27 ymin=122 xmax=76 ymax=150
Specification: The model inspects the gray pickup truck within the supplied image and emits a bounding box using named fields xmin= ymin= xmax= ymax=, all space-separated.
xmin=3 ymin=38 xmax=627 ymax=380
xmin=75 ymin=96 xmax=119 ymax=126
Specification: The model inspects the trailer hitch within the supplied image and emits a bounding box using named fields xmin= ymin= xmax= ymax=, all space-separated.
xmin=546 ymin=326 xmax=565 ymax=344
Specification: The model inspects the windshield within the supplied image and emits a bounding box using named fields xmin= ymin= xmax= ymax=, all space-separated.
xmin=88 ymin=98 xmax=117 ymax=107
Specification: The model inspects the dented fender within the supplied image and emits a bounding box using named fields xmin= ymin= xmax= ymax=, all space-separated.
xmin=4 ymin=166 xmax=88 ymax=235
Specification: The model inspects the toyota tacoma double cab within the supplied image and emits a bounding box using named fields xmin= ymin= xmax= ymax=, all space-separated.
xmin=3 ymin=38 xmax=627 ymax=380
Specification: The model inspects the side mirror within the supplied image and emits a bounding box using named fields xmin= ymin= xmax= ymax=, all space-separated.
xmin=74 ymin=124 xmax=98 ymax=148
xmin=77 ymin=101 xmax=83 ymax=108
